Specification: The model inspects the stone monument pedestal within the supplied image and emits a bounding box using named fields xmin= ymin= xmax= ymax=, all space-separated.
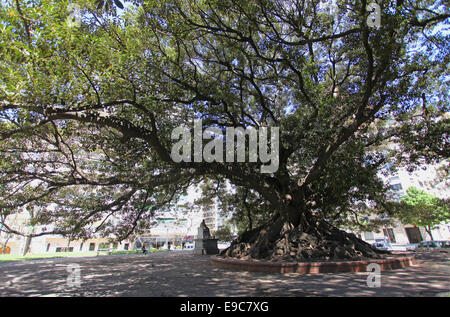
xmin=194 ymin=237 xmax=219 ymax=255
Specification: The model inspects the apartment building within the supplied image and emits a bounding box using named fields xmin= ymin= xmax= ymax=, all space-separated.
xmin=356 ymin=161 xmax=450 ymax=245
xmin=0 ymin=210 xmax=133 ymax=255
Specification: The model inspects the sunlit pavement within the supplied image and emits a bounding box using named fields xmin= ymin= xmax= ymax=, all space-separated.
xmin=0 ymin=250 xmax=448 ymax=297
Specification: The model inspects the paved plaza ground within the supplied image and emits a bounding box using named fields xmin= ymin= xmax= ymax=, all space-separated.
xmin=0 ymin=251 xmax=448 ymax=297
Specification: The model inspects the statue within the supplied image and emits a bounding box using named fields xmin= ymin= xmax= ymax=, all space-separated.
xmin=194 ymin=219 xmax=219 ymax=255
xmin=198 ymin=220 xmax=211 ymax=239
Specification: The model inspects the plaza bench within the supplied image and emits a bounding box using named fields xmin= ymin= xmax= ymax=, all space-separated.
xmin=96 ymin=248 xmax=113 ymax=256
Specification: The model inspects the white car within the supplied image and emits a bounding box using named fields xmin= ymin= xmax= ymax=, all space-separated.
xmin=405 ymin=243 xmax=420 ymax=251
xmin=372 ymin=241 xmax=393 ymax=251
xmin=218 ymin=242 xmax=231 ymax=249
xmin=415 ymin=240 xmax=450 ymax=253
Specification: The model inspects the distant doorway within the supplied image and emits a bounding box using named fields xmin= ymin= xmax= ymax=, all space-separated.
xmin=383 ymin=228 xmax=396 ymax=243
xmin=405 ymin=227 xmax=422 ymax=244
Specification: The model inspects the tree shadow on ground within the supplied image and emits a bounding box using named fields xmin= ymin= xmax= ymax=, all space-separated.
xmin=0 ymin=251 xmax=448 ymax=297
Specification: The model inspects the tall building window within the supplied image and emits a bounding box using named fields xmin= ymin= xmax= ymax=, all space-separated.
xmin=364 ymin=232 xmax=374 ymax=240
xmin=391 ymin=183 xmax=403 ymax=190
xmin=390 ymin=176 xmax=400 ymax=182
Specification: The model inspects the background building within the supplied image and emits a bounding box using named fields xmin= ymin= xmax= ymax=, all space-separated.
xmin=354 ymin=161 xmax=450 ymax=246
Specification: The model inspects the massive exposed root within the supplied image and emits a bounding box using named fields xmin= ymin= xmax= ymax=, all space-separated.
xmin=221 ymin=216 xmax=388 ymax=261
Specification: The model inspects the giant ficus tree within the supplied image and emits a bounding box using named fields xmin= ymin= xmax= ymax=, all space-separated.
xmin=0 ymin=0 xmax=448 ymax=260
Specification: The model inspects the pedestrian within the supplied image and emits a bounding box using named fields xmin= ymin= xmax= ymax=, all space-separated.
xmin=142 ymin=244 xmax=147 ymax=255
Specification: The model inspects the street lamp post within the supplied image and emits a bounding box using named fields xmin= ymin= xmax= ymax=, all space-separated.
xmin=166 ymin=227 xmax=169 ymax=250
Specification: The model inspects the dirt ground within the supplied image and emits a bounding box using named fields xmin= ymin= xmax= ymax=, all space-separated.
xmin=0 ymin=250 xmax=448 ymax=297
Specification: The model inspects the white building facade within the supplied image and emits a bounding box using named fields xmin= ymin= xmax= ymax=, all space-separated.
xmin=357 ymin=161 xmax=449 ymax=245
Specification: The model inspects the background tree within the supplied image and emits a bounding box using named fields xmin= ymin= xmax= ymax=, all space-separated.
xmin=214 ymin=225 xmax=235 ymax=242
xmin=390 ymin=187 xmax=450 ymax=240
xmin=0 ymin=210 xmax=11 ymax=254
xmin=0 ymin=0 xmax=448 ymax=260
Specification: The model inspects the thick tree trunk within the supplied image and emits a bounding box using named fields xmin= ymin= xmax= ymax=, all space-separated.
xmin=2 ymin=234 xmax=11 ymax=254
xmin=22 ymin=235 xmax=32 ymax=256
xmin=426 ymin=226 xmax=434 ymax=241
xmin=222 ymin=204 xmax=388 ymax=261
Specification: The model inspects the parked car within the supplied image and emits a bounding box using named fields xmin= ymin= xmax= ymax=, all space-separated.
xmin=372 ymin=241 xmax=393 ymax=251
xmin=405 ymin=243 xmax=420 ymax=251
xmin=415 ymin=240 xmax=450 ymax=253
xmin=217 ymin=241 xmax=231 ymax=249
